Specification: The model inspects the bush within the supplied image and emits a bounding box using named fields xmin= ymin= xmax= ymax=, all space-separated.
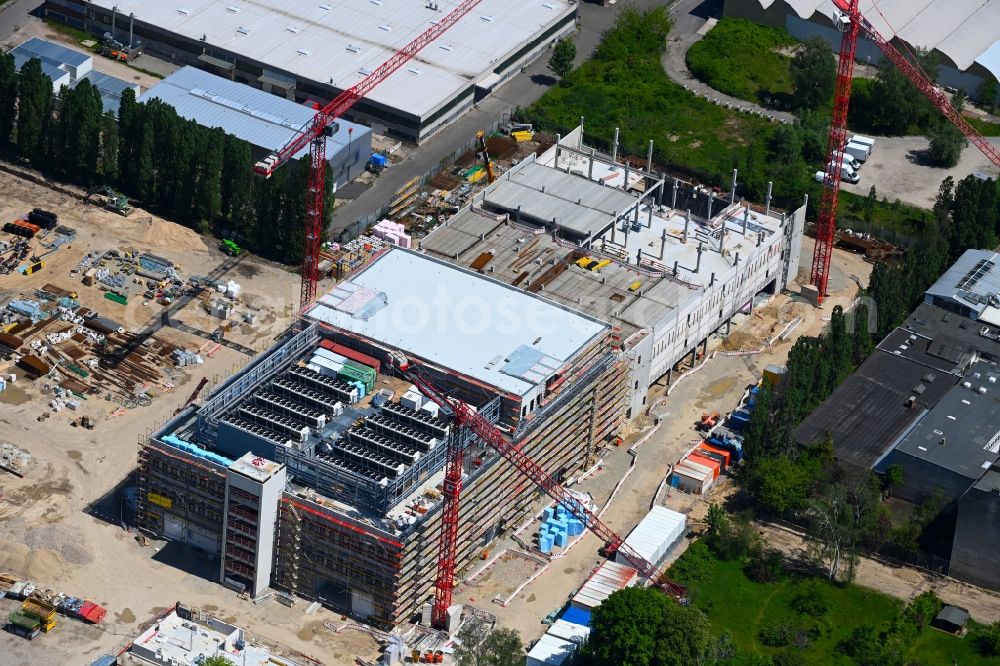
xmin=926 ymin=121 xmax=966 ymax=167
xmin=902 ymin=591 xmax=943 ymax=631
xmin=686 ymin=17 xmax=796 ymax=105
xmin=790 ymin=580 xmax=829 ymax=617
xmin=980 ymin=620 xmax=1000 ymax=656
xmin=758 ymin=621 xmax=796 ymax=647
xmin=745 ymin=549 xmax=785 ymax=583
xmin=671 ymin=539 xmax=714 ymax=584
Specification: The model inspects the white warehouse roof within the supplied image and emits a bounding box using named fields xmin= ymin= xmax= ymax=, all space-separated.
xmin=138 ymin=66 xmax=368 ymax=161
xmin=86 ymin=0 xmax=574 ymax=119
xmin=571 ymin=560 xmax=638 ymax=610
xmin=760 ymin=0 xmax=1000 ymax=79
xmin=305 ymin=248 xmax=609 ymax=398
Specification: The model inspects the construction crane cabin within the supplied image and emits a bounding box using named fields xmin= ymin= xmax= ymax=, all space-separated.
xmin=252 ymin=0 xmax=486 ymax=311
xmin=811 ymin=0 xmax=1000 ymax=305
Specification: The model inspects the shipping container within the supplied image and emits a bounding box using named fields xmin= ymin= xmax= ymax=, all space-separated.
xmin=695 ymin=447 xmax=727 ymax=471
xmin=614 ymin=506 xmax=686 ymax=568
xmin=319 ymin=339 xmax=381 ymax=372
xmin=570 ymin=560 xmax=638 ymax=611
xmin=699 ymin=443 xmax=731 ymax=469
xmin=686 ymin=453 xmax=720 ymax=479
xmin=672 ymin=462 xmax=712 ymax=494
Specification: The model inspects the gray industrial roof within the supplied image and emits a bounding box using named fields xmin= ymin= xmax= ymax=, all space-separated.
xmin=974 ymin=468 xmax=1000 ymax=492
xmin=905 ymin=302 xmax=1000 ymax=362
xmin=924 ymin=250 xmax=1000 ymax=319
xmin=139 ymin=66 xmax=368 ymax=160
xmin=765 ymin=1 xmax=1000 ymax=78
xmin=794 ymin=342 xmax=957 ymax=464
xmin=78 ymin=70 xmax=140 ymax=117
xmin=892 ymin=361 xmax=1000 ymax=479
xmin=483 ymin=161 xmax=639 ymax=238
xmin=85 ymin=0 xmax=574 ymax=120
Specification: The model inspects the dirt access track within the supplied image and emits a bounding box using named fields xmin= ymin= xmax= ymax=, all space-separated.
xmin=0 ymin=167 xmax=382 ymax=666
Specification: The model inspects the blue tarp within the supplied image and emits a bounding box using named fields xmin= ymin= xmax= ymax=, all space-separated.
xmin=562 ymin=606 xmax=592 ymax=627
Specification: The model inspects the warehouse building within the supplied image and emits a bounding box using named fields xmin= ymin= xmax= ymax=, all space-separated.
xmin=923 ymin=249 xmax=1000 ymax=323
xmin=136 ymin=247 xmax=629 ymax=627
xmin=43 ymin=0 xmax=577 ymax=142
xmin=420 ymin=126 xmax=807 ymax=416
xmin=950 ymin=468 xmax=1000 ymax=590
xmin=139 ymin=66 xmax=371 ymax=191
xmin=10 ymin=37 xmax=139 ymax=114
xmin=724 ymin=0 xmax=1000 ymax=103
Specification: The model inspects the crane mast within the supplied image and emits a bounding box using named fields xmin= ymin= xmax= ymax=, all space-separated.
xmin=388 ymin=353 xmax=684 ymax=630
xmin=812 ymin=0 xmax=1000 ymax=304
xmin=252 ymin=0 xmax=485 ymax=309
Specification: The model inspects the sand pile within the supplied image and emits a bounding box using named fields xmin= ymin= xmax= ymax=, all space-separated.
xmin=0 ymin=539 xmax=66 ymax=579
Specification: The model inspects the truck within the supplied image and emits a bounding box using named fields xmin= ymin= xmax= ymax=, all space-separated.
xmin=850 ymin=134 xmax=876 ymax=153
xmin=843 ymin=140 xmax=871 ymax=163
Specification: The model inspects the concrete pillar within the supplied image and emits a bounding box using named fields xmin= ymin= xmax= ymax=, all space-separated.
xmin=730 ymin=169 xmax=738 ymax=205
xmin=735 ymin=251 xmax=741 ymax=266
xmin=636 ymin=248 xmax=643 ymax=265
xmin=111 ymin=4 xmax=117 ymax=41
xmin=691 ymin=347 xmax=697 ymax=365
xmin=673 ymin=260 xmax=679 ymax=276
xmin=710 ymin=272 xmax=715 ymax=287
xmin=612 ymin=127 xmax=619 ymax=163
xmin=656 ymin=172 xmax=667 ymax=206
xmin=696 ymin=241 xmax=703 ymax=273
xmin=671 ymin=179 xmax=679 ymax=209
xmin=516 ymin=205 xmax=521 ymax=224
xmin=129 ymin=13 xmax=135 ymax=48
xmin=765 ymin=181 xmax=773 ymax=217
xmin=660 ymin=228 xmax=667 ymax=259
xmin=624 ymin=161 xmax=630 ymax=191
xmin=646 ymin=140 xmax=654 ymax=174
xmin=666 ymin=367 xmax=672 ymax=386
xmin=702 ymin=338 xmax=708 ymax=356
xmin=726 ymin=318 xmax=732 ymax=335
xmin=580 ymin=116 xmax=585 ymax=135
xmin=633 ymin=204 xmax=640 ymax=223
xmin=555 ymin=134 xmax=561 ymax=170
xmin=707 ymin=191 xmax=714 ymax=220
xmin=648 ymin=205 xmax=654 ymax=226
xmin=743 ymin=206 xmax=749 ymax=236
xmin=589 ymin=148 xmax=595 ymax=180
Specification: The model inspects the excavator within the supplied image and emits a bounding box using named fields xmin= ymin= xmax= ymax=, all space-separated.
xmin=84 ymin=186 xmax=132 ymax=216
xmin=475 ymin=130 xmax=497 ymax=184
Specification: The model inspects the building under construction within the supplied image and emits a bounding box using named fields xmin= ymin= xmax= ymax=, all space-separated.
xmin=137 ymin=248 xmax=628 ymax=627
xmin=420 ymin=125 xmax=807 ymax=416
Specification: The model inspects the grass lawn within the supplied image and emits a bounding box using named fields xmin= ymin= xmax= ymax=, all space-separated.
xmin=838 ymin=190 xmax=934 ymax=238
xmin=526 ymin=8 xmax=774 ymax=185
xmin=686 ymin=17 xmax=797 ymax=107
xmin=670 ymin=548 xmax=992 ymax=664
xmin=967 ymin=116 xmax=1000 ymax=136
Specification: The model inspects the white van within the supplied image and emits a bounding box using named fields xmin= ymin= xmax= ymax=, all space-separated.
xmin=815 ymin=163 xmax=860 ymax=184
xmin=830 ymin=151 xmax=862 ymax=171
xmin=850 ymin=134 xmax=875 ymax=152
xmin=844 ymin=141 xmax=871 ymax=163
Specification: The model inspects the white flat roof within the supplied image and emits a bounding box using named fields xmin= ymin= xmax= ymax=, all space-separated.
xmin=88 ymin=0 xmax=573 ymax=118
xmin=305 ymin=249 xmax=608 ymax=398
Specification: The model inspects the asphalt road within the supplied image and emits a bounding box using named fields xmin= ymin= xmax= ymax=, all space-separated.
xmin=328 ymin=0 xmax=671 ymax=236
xmin=0 ymin=0 xmax=41 ymax=45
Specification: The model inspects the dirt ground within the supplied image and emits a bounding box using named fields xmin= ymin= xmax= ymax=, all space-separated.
xmin=0 ymin=169 xmax=381 ymax=665
xmin=840 ymin=134 xmax=1000 ymax=209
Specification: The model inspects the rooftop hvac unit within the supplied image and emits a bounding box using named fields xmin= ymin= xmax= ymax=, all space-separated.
xmin=347 ymin=426 xmax=421 ymax=464
xmin=238 ymin=404 xmax=311 ymax=443
xmin=315 ymin=446 xmax=384 ymax=484
xmin=254 ymin=391 xmax=327 ymax=428
xmin=332 ymin=441 xmax=405 ymax=478
xmin=365 ymin=414 xmax=437 ymax=450
xmin=221 ymin=415 xmax=293 ymax=450
xmin=271 ymin=376 xmax=342 ymax=414
xmin=382 ymin=402 xmax=450 ymax=438
xmin=288 ymin=366 xmax=359 ymax=404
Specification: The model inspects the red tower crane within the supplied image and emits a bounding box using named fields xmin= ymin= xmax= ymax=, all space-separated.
xmin=812 ymin=0 xmax=1000 ymax=304
xmin=387 ymin=352 xmax=685 ymax=630
xmin=253 ymin=0 xmax=484 ymax=310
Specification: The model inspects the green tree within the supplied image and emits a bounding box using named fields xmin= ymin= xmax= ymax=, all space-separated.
xmin=66 ymin=79 xmax=104 ymax=180
xmin=201 ymin=656 xmax=234 ymax=666
xmin=454 ymin=622 xmax=522 ymax=666
xmin=977 ymin=77 xmax=998 ymax=112
xmin=858 ymin=49 xmax=937 ymax=134
xmin=584 ymin=587 xmax=712 ymax=666
xmin=195 ymin=125 xmax=225 ymax=227
xmin=789 ymin=38 xmax=835 ymax=110
xmin=851 ymin=302 xmax=873 ymax=364
xmin=221 ymin=133 xmax=254 ymax=229
xmin=862 ymin=185 xmax=877 ymax=235
xmin=926 ymin=121 xmax=966 ymax=167
xmin=0 ymin=52 xmax=16 ymax=147
xmin=982 ymin=620 xmax=1000 ymax=656
xmin=805 ymin=470 xmax=879 ymax=582
xmin=882 ymin=464 xmax=903 ymax=495
xmin=99 ymin=110 xmax=119 ymax=182
xmin=117 ymin=87 xmax=139 ymax=189
xmin=749 ymin=453 xmax=815 ymax=515
xmin=548 ymin=38 xmax=576 ymax=81
xmin=16 ymin=58 xmax=53 ymax=163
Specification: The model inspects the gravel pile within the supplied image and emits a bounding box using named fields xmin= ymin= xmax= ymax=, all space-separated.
xmin=25 ymin=525 xmax=93 ymax=565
